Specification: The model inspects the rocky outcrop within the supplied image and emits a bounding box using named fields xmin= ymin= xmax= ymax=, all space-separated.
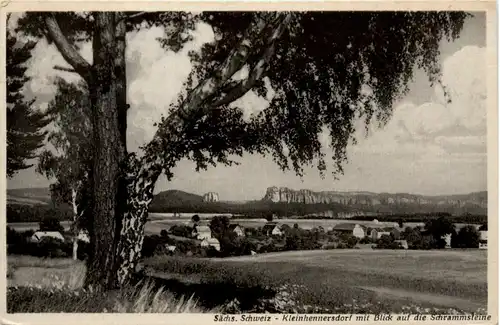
xmin=203 ymin=192 xmax=219 ymax=203
xmin=263 ymin=186 xmax=487 ymax=209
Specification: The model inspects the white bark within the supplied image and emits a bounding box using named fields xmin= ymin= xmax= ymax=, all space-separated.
xmin=71 ymin=187 xmax=79 ymax=260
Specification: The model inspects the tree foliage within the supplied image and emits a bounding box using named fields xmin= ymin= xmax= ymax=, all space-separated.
xmin=16 ymin=11 xmax=469 ymax=180
xmin=424 ymin=217 xmax=456 ymax=246
xmin=7 ymin=30 xmax=51 ymax=178
xmin=36 ymin=78 xmax=93 ymax=233
xmin=452 ymin=225 xmax=480 ymax=248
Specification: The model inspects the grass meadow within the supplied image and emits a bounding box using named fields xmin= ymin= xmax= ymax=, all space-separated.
xmin=7 ymin=255 xmax=210 ymax=313
xmin=143 ymin=249 xmax=487 ymax=313
xmin=7 ymin=249 xmax=487 ymax=313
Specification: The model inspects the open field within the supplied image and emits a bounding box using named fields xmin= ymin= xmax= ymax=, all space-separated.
xmin=145 ymin=217 xmax=480 ymax=233
xmin=7 ymin=255 xmax=86 ymax=289
xmin=6 ymin=256 xmax=206 ymax=313
xmin=8 ymin=216 xmax=481 ymax=235
xmin=144 ymin=249 xmax=487 ymax=312
xmin=7 ymin=249 xmax=488 ymax=313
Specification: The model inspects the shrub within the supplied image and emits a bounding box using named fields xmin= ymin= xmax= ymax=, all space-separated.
xmin=343 ymin=235 xmax=359 ymax=248
xmin=142 ymin=235 xmax=169 ymax=258
xmin=452 ymin=225 xmax=480 ymax=248
xmin=374 ymin=234 xmax=404 ymax=250
xmin=77 ymin=240 xmax=91 ymax=260
xmin=170 ymin=225 xmax=192 ymax=238
xmin=359 ymin=236 xmax=373 ymax=244
xmin=323 ymin=244 xmax=336 ymax=250
xmin=36 ymin=237 xmax=71 ymax=258
xmin=336 ymin=243 xmax=347 ymax=249
xmin=39 ymin=217 xmax=65 ymax=232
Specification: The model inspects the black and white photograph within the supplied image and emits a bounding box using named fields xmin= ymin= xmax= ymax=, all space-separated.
xmin=2 ymin=2 xmax=497 ymax=322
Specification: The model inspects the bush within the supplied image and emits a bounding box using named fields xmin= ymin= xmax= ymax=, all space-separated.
xmin=359 ymin=236 xmax=373 ymax=244
xmin=336 ymin=243 xmax=347 ymax=249
xmin=142 ymin=235 xmax=169 ymax=258
xmin=374 ymin=235 xmax=404 ymax=250
xmin=77 ymin=241 xmax=91 ymax=260
xmin=170 ymin=225 xmax=192 ymax=238
xmin=39 ymin=217 xmax=65 ymax=233
xmin=7 ymin=204 xmax=72 ymax=223
xmin=452 ymin=225 xmax=480 ymax=248
xmin=323 ymin=244 xmax=336 ymax=250
xmin=35 ymin=237 xmax=71 ymax=258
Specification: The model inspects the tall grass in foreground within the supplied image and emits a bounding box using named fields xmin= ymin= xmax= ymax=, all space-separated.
xmin=111 ymin=279 xmax=204 ymax=313
xmin=8 ymin=281 xmax=210 ymax=313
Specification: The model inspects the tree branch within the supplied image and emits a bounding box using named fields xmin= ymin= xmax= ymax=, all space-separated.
xmin=121 ymin=11 xmax=149 ymax=22
xmin=45 ymin=14 xmax=92 ymax=82
xmin=211 ymin=14 xmax=292 ymax=107
xmin=53 ymin=65 xmax=77 ymax=73
xmin=138 ymin=13 xmax=293 ymax=190
xmin=174 ymin=14 xmax=273 ymax=119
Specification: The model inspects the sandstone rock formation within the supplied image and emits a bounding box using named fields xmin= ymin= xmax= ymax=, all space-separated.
xmin=262 ymin=186 xmax=487 ymax=209
xmin=203 ymin=192 xmax=219 ymax=203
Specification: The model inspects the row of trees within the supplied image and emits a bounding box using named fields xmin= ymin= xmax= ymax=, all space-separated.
xmin=7 ymin=11 xmax=471 ymax=290
xmin=6 ymin=204 xmax=72 ymax=223
xmin=352 ymin=213 xmax=487 ymax=225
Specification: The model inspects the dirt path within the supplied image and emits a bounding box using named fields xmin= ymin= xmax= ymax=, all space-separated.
xmin=358 ymin=286 xmax=486 ymax=311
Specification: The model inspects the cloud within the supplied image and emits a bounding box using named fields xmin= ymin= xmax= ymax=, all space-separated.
xmin=24 ymin=38 xmax=91 ymax=106
xmin=353 ymin=46 xmax=486 ymax=160
xmin=435 ymin=45 xmax=486 ymax=133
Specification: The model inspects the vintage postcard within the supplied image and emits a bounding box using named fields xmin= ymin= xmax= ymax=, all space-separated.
xmin=1 ymin=0 xmax=497 ymax=324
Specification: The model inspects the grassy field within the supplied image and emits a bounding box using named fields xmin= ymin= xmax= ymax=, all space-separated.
xmin=7 ymin=248 xmax=488 ymax=313
xmin=144 ymin=249 xmax=487 ymax=313
xmin=7 ymin=255 xmax=207 ymax=313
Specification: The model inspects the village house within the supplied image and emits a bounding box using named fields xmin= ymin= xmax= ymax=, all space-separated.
xmin=331 ymin=223 xmax=366 ymax=239
xmin=370 ymin=227 xmax=400 ymax=241
xmin=201 ymin=238 xmax=220 ymax=251
xmin=229 ymin=224 xmax=245 ymax=237
xmin=30 ymin=231 xmax=65 ymax=243
xmin=192 ymin=225 xmax=212 ymax=240
xmin=262 ymin=222 xmax=283 ymax=236
xmin=369 ymin=228 xmax=392 ymax=241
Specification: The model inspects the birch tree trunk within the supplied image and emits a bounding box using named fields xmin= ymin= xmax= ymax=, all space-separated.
xmin=71 ymin=187 xmax=79 ymax=261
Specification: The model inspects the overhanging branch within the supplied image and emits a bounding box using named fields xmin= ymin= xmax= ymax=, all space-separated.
xmin=53 ymin=65 xmax=77 ymax=73
xmin=45 ymin=14 xmax=92 ymax=83
xmin=211 ymin=13 xmax=293 ymax=107
xmin=174 ymin=14 xmax=272 ymax=119
xmin=139 ymin=13 xmax=293 ymax=186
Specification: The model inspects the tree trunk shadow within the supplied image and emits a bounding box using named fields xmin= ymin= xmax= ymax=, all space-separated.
xmin=129 ymin=273 xmax=275 ymax=311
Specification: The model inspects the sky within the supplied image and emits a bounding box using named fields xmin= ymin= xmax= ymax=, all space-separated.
xmin=7 ymin=12 xmax=487 ymax=201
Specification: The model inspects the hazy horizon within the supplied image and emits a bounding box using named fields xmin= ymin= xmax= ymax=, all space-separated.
xmin=7 ymin=185 xmax=487 ymax=201
xmin=7 ymin=12 xmax=487 ymax=202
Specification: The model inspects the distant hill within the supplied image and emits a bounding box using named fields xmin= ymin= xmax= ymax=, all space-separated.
xmin=8 ymin=186 xmax=487 ymax=217
xmin=150 ymin=190 xmax=204 ymax=207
